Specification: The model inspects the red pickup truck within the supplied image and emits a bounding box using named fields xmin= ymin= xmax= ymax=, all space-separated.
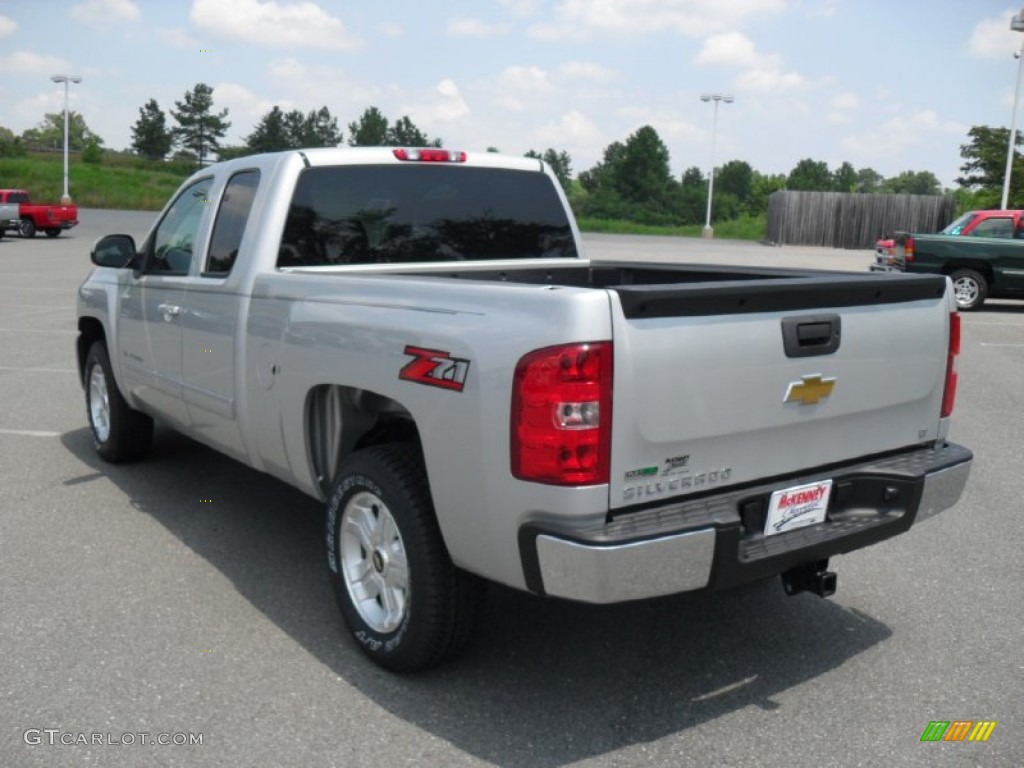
xmin=0 ymin=189 xmax=79 ymax=238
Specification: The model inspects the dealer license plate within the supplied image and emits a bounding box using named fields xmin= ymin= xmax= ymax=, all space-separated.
xmin=764 ymin=479 xmax=832 ymax=537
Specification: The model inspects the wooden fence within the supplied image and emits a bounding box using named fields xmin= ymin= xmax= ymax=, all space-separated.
xmin=766 ymin=191 xmax=957 ymax=249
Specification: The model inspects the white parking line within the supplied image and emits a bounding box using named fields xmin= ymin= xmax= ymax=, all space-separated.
xmin=0 ymin=366 xmax=77 ymax=373
xmin=0 ymin=328 xmax=77 ymax=334
xmin=0 ymin=428 xmax=61 ymax=437
xmin=979 ymin=343 xmax=1024 ymax=347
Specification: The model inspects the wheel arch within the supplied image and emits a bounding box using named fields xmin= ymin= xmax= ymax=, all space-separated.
xmin=940 ymin=261 xmax=994 ymax=282
xmin=305 ymin=383 xmax=425 ymax=498
xmin=76 ymin=317 xmax=107 ymax=386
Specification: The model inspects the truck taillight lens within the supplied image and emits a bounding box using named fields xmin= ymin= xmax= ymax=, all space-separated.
xmin=511 ymin=342 xmax=612 ymax=486
xmin=393 ymin=148 xmax=466 ymax=163
xmin=941 ymin=312 xmax=960 ymax=418
xmin=904 ymin=237 xmax=915 ymax=263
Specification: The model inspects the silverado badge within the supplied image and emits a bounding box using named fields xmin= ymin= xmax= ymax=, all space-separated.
xmin=784 ymin=374 xmax=836 ymax=406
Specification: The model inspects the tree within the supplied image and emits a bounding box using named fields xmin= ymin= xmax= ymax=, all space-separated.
xmin=0 ymin=126 xmax=26 ymax=157
xmin=614 ymin=125 xmax=673 ymax=205
xmin=855 ymin=167 xmax=884 ymax=194
xmin=387 ymin=115 xmax=439 ymax=147
xmin=832 ymin=161 xmax=857 ymax=192
xmin=21 ymin=111 xmax=103 ymax=151
xmin=681 ymin=166 xmax=704 ymax=188
xmin=130 ymin=99 xmax=173 ymax=161
xmin=170 ymin=83 xmax=230 ymax=165
xmin=881 ymin=170 xmax=941 ymax=196
xmin=247 ymin=106 xmax=290 ymax=153
xmin=716 ymin=160 xmax=753 ymax=204
xmin=786 ymin=158 xmax=832 ymax=191
xmin=957 ymin=125 xmax=1024 ymax=202
xmin=347 ymin=107 xmax=389 ymax=146
xmin=527 ymin=148 xmax=573 ymax=193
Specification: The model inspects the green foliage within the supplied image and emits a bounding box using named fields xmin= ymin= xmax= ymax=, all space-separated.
xmin=347 ymin=106 xmax=389 ymax=146
xmin=575 ymin=213 xmax=766 ymax=241
xmin=716 ymin=160 xmax=753 ymax=205
xmin=0 ymin=126 xmax=26 ymax=157
xmin=81 ymin=140 xmax=103 ymax=164
xmin=787 ymin=158 xmax=832 ymax=191
xmin=131 ymin=99 xmax=173 ymax=161
xmin=21 ymin=111 xmax=103 ymax=152
xmin=855 ymin=167 xmax=884 ymax=193
xmin=881 ymin=170 xmax=941 ymax=195
xmin=832 ymin=161 xmax=857 ymax=192
xmin=526 ymin=148 xmax=573 ymax=194
xmin=957 ymin=124 xmax=1024 ymax=206
xmin=681 ymin=166 xmax=703 ymax=188
xmin=170 ymin=83 xmax=231 ymax=165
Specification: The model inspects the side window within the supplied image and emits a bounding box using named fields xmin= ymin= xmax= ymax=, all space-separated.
xmin=147 ymin=178 xmax=212 ymax=274
xmin=205 ymin=170 xmax=260 ymax=276
xmin=970 ymin=218 xmax=1014 ymax=238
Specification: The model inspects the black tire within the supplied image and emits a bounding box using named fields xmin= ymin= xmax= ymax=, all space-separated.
xmin=84 ymin=342 xmax=153 ymax=462
xmin=19 ymin=218 xmax=36 ymax=238
xmin=949 ymin=268 xmax=988 ymax=311
xmin=325 ymin=443 xmax=484 ymax=672
xmin=45 ymin=228 xmax=61 ymax=238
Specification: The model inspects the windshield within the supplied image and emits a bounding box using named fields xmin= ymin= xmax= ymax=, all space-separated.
xmin=940 ymin=212 xmax=977 ymax=235
xmin=278 ymin=165 xmax=576 ymax=267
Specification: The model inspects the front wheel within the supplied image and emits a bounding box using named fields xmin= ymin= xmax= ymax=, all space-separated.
xmin=19 ymin=218 xmax=36 ymax=238
xmin=45 ymin=228 xmax=61 ymax=238
xmin=84 ymin=342 xmax=153 ymax=462
xmin=950 ymin=268 xmax=988 ymax=311
xmin=325 ymin=444 xmax=484 ymax=672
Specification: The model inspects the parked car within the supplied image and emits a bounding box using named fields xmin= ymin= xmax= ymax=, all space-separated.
xmin=0 ymin=188 xmax=79 ymax=238
xmin=873 ymin=209 xmax=1024 ymax=271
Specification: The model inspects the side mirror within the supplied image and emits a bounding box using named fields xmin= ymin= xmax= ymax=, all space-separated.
xmin=91 ymin=234 xmax=138 ymax=268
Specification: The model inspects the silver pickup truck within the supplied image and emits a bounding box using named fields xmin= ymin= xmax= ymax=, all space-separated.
xmin=77 ymin=147 xmax=972 ymax=671
xmin=0 ymin=200 xmax=19 ymax=238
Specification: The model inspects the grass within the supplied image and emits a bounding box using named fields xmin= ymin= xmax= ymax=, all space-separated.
xmin=576 ymin=213 xmax=767 ymax=241
xmin=0 ymin=151 xmax=190 ymax=210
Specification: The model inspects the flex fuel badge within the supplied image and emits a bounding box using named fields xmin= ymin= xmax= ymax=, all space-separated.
xmin=624 ymin=466 xmax=658 ymax=481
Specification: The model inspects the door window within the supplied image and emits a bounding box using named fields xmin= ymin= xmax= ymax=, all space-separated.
xmin=147 ymin=178 xmax=213 ymax=274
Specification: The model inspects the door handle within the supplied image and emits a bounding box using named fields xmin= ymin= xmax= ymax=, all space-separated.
xmin=158 ymin=303 xmax=181 ymax=322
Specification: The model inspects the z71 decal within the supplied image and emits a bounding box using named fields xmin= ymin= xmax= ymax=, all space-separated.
xmin=399 ymin=345 xmax=471 ymax=392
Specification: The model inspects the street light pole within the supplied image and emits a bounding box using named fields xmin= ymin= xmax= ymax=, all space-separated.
xmin=1001 ymin=9 xmax=1024 ymax=210
xmin=50 ymin=74 xmax=82 ymax=205
xmin=700 ymin=93 xmax=733 ymax=238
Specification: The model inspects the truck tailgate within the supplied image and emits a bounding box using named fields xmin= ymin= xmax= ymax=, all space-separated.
xmin=607 ymin=273 xmax=952 ymax=509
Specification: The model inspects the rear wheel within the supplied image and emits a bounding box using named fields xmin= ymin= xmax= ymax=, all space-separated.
xmin=325 ymin=443 xmax=484 ymax=672
xmin=950 ymin=268 xmax=988 ymax=311
xmin=45 ymin=228 xmax=61 ymax=238
xmin=19 ymin=218 xmax=36 ymax=238
xmin=84 ymin=342 xmax=153 ymax=462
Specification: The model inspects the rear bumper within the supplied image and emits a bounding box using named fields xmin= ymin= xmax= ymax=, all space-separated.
xmin=519 ymin=442 xmax=972 ymax=604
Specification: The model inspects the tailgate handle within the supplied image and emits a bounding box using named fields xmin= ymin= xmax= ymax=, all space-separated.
xmin=782 ymin=315 xmax=841 ymax=358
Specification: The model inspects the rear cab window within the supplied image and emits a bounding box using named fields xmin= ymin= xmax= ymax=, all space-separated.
xmin=205 ymin=169 xmax=260 ymax=277
xmin=277 ymin=165 xmax=576 ymax=267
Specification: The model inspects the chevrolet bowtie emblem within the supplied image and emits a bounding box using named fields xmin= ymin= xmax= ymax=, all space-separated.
xmin=784 ymin=374 xmax=836 ymax=406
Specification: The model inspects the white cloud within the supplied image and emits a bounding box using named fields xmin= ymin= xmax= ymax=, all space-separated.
xmin=264 ymin=57 xmax=378 ymax=115
xmin=842 ymin=110 xmax=967 ymax=159
xmin=616 ymin=106 xmax=704 ymax=141
xmin=532 ymin=110 xmax=601 ymax=145
xmin=410 ymin=79 xmax=471 ymax=124
xmin=211 ymin=82 xmax=282 ymax=136
xmin=0 ymin=15 xmax=17 ymax=37
xmin=377 ymin=23 xmax=404 ymax=37
xmin=446 ymin=17 xmax=507 ymax=37
xmin=70 ymin=0 xmax=141 ymax=23
xmin=500 ymin=0 xmax=542 ymax=16
xmin=157 ymin=27 xmax=199 ymax=48
xmin=559 ymin=60 xmax=617 ymax=81
xmin=530 ymin=0 xmax=785 ymax=40
xmin=0 ymin=51 xmax=73 ymax=74
xmin=827 ymin=91 xmax=860 ymax=123
xmin=695 ymin=32 xmax=775 ymax=68
xmin=495 ymin=65 xmax=554 ymax=111
xmin=735 ymin=67 xmax=806 ymax=93
xmin=968 ymin=11 xmax=1022 ymax=59
xmin=190 ymin=0 xmax=360 ymax=50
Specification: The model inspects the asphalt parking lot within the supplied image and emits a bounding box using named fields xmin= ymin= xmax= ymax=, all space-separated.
xmin=1 ymin=212 xmax=1020 ymax=767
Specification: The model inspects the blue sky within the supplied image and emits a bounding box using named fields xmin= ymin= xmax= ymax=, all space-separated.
xmin=1 ymin=0 xmax=1022 ymax=188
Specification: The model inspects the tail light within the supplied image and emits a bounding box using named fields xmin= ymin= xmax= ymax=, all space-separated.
xmin=393 ymin=148 xmax=466 ymax=163
xmin=941 ymin=312 xmax=960 ymax=418
xmin=511 ymin=342 xmax=612 ymax=486
xmin=904 ymin=236 xmax=915 ymax=263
